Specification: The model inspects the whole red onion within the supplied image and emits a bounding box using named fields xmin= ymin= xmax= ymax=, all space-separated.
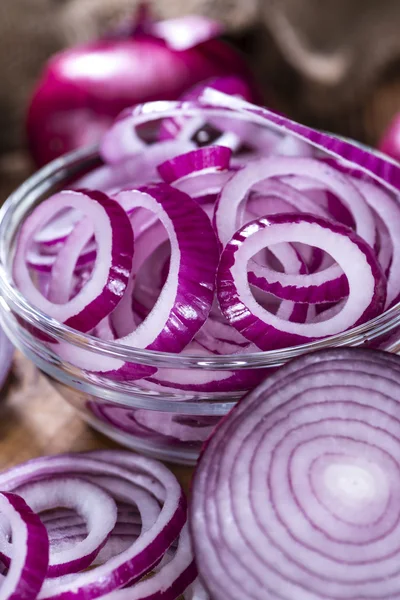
xmin=26 ymin=6 xmax=260 ymax=167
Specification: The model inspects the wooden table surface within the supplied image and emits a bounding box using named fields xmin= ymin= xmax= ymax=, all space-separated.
xmin=0 ymin=350 xmax=193 ymax=492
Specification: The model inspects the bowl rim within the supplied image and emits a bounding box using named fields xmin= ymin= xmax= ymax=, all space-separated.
xmin=0 ymin=143 xmax=399 ymax=371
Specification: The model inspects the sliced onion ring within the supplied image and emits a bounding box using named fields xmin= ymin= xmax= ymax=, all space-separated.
xmin=99 ymin=524 xmax=196 ymax=600
xmin=157 ymin=146 xmax=232 ymax=183
xmin=214 ymin=156 xmax=376 ymax=249
xmin=217 ymin=214 xmax=385 ymax=350
xmin=0 ymin=491 xmax=49 ymax=600
xmin=6 ymin=478 xmax=117 ymax=578
xmin=13 ymin=190 xmax=134 ymax=332
xmin=0 ymin=451 xmax=187 ymax=598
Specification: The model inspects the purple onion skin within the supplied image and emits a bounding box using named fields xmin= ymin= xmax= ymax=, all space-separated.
xmin=27 ymin=35 xmax=259 ymax=167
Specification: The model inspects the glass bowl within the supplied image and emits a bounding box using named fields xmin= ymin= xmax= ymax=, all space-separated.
xmin=0 ymin=117 xmax=400 ymax=465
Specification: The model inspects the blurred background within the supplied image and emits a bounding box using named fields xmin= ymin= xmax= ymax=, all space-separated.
xmin=1 ymin=0 xmax=400 ymax=197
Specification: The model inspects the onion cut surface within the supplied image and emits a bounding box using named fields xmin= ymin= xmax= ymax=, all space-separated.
xmin=190 ymin=347 xmax=400 ymax=600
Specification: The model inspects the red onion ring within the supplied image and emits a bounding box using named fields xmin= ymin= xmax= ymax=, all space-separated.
xmin=7 ymin=478 xmax=117 ymax=577
xmin=107 ymin=184 xmax=218 ymax=375
xmin=99 ymin=525 xmax=196 ymax=600
xmin=0 ymin=451 xmax=187 ymax=598
xmin=100 ymin=101 xmax=266 ymax=165
xmin=349 ymin=177 xmax=400 ymax=308
xmin=75 ymin=141 xmax=195 ymax=197
xmin=202 ymin=88 xmax=400 ymax=227
xmin=0 ymin=492 xmax=49 ymax=600
xmin=157 ymin=146 xmax=232 ymax=183
xmin=13 ymin=190 xmax=134 ymax=332
xmin=217 ymin=214 xmax=386 ymax=350
xmin=214 ymin=156 xmax=376 ymax=248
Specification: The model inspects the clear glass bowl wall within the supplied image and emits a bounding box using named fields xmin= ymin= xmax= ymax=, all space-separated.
xmin=0 ymin=125 xmax=400 ymax=465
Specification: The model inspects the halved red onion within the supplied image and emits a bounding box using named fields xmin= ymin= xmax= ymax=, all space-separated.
xmin=13 ymin=190 xmax=134 ymax=332
xmin=217 ymin=214 xmax=386 ymax=350
xmin=190 ymin=347 xmax=400 ymax=600
xmin=0 ymin=491 xmax=49 ymax=600
xmin=8 ymin=478 xmax=117 ymax=577
xmin=0 ymin=451 xmax=187 ymax=598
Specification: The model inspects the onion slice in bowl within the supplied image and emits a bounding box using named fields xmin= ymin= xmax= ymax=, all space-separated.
xmin=348 ymin=177 xmax=400 ymax=308
xmin=57 ymin=183 xmax=219 ymax=378
xmin=109 ymin=184 xmax=219 ymax=374
xmin=217 ymin=214 xmax=386 ymax=350
xmin=0 ymin=492 xmax=49 ymax=600
xmin=12 ymin=190 xmax=134 ymax=332
xmin=202 ymin=88 xmax=400 ymax=225
xmin=156 ymin=145 xmax=234 ymax=200
xmin=100 ymin=100 xmax=268 ymax=165
xmin=214 ymin=156 xmax=376 ymax=248
xmin=157 ymin=146 xmax=232 ymax=183
xmin=190 ymin=347 xmax=400 ymax=600
xmin=47 ymin=218 xmax=94 ymax=304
